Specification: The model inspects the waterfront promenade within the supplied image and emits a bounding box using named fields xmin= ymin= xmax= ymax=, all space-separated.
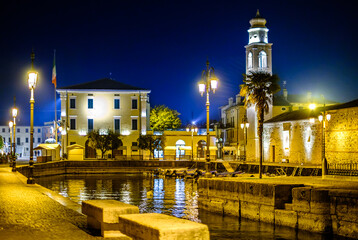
xmin=0 ymin=164 xmax=124 ymax=240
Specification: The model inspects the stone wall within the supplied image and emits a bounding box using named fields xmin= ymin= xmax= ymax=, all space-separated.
xmin=17 ymin=160 xmax=196 ymax=177
xmin=198 ymin=178 xmax=358 ymax=238
xmin=263 ymin=106 xmax=358 ymax=165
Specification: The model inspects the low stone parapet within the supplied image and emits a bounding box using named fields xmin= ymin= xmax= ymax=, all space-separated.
xmin=82 ymin=200 xmax=139 ymax=238
xmin=118 ymin=213 xmax=210 ymax=240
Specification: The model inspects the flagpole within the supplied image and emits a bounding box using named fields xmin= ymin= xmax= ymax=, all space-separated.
xmin=53 ymin=49 xmax=58 ymax=144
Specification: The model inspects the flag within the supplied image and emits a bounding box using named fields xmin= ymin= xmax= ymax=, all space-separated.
xmin=52 ymin=50 xmax=57 ymax=88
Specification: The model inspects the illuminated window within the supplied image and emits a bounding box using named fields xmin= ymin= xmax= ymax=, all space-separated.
xmin=259 ymin=51 xmax=267 ymax=69
xmin=114 ymin=98 xmax=120 ymax=109
xmin=70 ymin=118 xmax=76 ymax=130
xmin=114 ymin=118 xmax=120 ymax=133
xmin=248 ymin=52 xmax=253 ymax=69
xmin=70 ymin=97 xmax=76 ymax=109
xmin=283 ymin=130 xmax=289 ymax=151
xmin=88 ymin=119 xmax=94 ymax=132
xmin=88 ymin=98 xmax=93 ymax=109
xmin=132 ymin=119 xmax=138 ymax=130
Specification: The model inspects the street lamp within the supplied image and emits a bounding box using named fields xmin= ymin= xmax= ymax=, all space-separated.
xmin=186 ymin=124 xmax=198 ymax=166
xmin=27 ymin=51 xmax=38 ymax=184
xmin=9 ymin=121 xmax=13 ymax=166
xmin=198 ymin=59 xmax=218 ymax=175
xmin=12 ymin=107 xmax=18 ymax=172
xmin=318 ymin=103 xmax=331 ymax=178
xmin=240 ymin=114 xmax=249 ymax=161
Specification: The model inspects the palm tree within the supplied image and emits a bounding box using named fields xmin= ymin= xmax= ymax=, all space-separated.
xmin=240 ymin=71 xmax=281 ymax=178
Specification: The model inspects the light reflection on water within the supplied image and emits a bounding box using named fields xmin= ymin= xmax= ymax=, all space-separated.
xmin=37 ymin=174 xmax=335 ymax=240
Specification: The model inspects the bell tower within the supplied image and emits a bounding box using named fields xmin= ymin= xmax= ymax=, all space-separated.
xmin=245 ymin=10 xmax=272 ymax=74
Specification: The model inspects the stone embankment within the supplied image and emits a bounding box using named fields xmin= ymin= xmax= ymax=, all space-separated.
xmin=198 ymin=177 xmax=358 ymax=239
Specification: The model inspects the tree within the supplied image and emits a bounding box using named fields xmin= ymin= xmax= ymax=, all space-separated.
xmin=87 ymin=130 xmax=121 ymax=159
xmin=150 ymin=105 xmax=181 ymax=131
xmin=138 ymin=134 xmax=165 ymax=159
xmin=240 ymin=71 xmax=280 ymax=178
xmin=0 ymin=135 xmax=3 ymax=151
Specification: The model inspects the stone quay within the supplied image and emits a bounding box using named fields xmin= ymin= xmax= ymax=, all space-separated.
xmin=198 ymin=177 xmax=358 ymax=239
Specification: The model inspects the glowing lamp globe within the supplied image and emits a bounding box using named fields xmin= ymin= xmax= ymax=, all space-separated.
xmin=198 ymin=80 xmax=205 ymax=96
xmin=9 ymin=121 xmax=13 ymax=128
xmin=12 ymin=108 xmax=18 ymax=118
xmin=28 ymin=72 xmax=38 ymax=89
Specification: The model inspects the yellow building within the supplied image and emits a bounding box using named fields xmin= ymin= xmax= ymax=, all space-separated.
xmin=57 ymin=78 xmax=150 ymax=158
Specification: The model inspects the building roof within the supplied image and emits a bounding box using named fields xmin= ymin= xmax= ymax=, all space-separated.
xmin=57 ymin=78 xmax=149 ymax=91
xmin=273 ymin=94 xmax=291 ymax=106
xmin=265 ymin=98 xmax=358 ymax=123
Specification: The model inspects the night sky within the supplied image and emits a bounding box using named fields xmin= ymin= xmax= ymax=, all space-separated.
xmin=0 ymin=1 xmax=357 ymax=126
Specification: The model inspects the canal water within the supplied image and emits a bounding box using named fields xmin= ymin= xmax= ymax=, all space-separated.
xmin=36 ymin=173 xmax=336 ymax=240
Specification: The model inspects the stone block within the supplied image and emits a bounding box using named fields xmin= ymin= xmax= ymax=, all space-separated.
xmin=284 ymin=203 xmax=292 ymax=211
xmin=275 ymin=209 xmax=298 ymax=229
xmin=335 ymin=219 xmax=358 ymax=239
xmin=310 ymin=189 xmax=330 ymax=214
xmin=223 ymin=199 xmax=239 ymax=217
xmin=297 ymin=212 xmax=331 ymax=233
xmin=241 ymin=201 xmax=260 ymax=221
xmin=292 ymin=187 xmax=311 ymax=213
xmin=260 ymin=205 xmax=275 ymax=224
xmin=82 ymin=200 xmax=139 ymax=223
xmin=118 ymin=213 xmax=210 ymax=240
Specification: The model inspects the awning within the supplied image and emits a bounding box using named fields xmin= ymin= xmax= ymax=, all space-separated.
xmin=223 ymin=146 xmax=238 ymax=151
xmin=164 ymin=146 xmax=177 ymax=150
xmin=178 ymin=146 xmax=192 ymax=150
xmin=34 ymin=143 xmax=61 ymax=150
xmin=67 ymin=144 xmax=84 ymax=150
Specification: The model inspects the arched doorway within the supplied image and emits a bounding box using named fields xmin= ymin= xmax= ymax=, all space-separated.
xmin=175 ymin=140 xmax=185 ymax=160
xmin=85 ymin=140 xmax=96 ymax=158
xmin=197 ymin=140 xmax=206 ymax=158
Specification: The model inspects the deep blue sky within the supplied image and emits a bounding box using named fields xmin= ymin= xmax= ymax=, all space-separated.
xmin=0 ymin=1 xmax=357 ymax=126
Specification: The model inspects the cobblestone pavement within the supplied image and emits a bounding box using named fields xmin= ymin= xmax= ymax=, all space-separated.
xmin=0 ymin=165 xmax=124 ymax=240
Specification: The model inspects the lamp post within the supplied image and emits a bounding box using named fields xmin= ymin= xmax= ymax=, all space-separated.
xmin=198 ymin=59 xmax=218 ymax=176
xmin=27 ymin=51 xmax=38 ymax=184
xmin=186 ymin=124 xmax=198 ymax=166
xmin=9 ymin=121 xmax=13 ymax=166
xmin=12 ymin=107 xmax=18 ymax=172
xmin=318 ymin=99 xmax=331 ymax=178
xmin=240 ymin=114 xmax=249 ymax=162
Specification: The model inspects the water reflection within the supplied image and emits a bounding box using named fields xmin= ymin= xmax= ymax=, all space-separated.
xmin=36 ymin=174 xmax=335 ymax=240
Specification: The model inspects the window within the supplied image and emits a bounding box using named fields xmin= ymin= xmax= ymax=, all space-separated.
xmin=248 ymin=52 xmax=253 ymax=69
xmin=258 ymin=51 xmax=267 ymax=69
xmin=114 ymin=118 xmax=120 ymax=133
xmin=26 ymin=138 xmax=29 ymax=143
xmin=283 ymin=130 xmax=290 ymax=151
xmin=88 ymin=119 xmax=94 ymax=132
xmin=70 ymin=97 xmax=76 ymax=109
xmin=8 ymin=138 xmax=10 ymax=143
xmin=132 ymin=142 xmax=138 ymax=152
xmin=114 ymin=98 xmax=120 ymax=109
xmin=88 ymin=98 xmax=93 ymax=109
xmin=17 ymin=128 xmax=20 ymax=133
xmin=132 ymin=119 xmax=138 ymax=130
xmin=17 ymin=138 xmax=20 ymax=145
xmin=38 ymin=138 xmax=41 ymax=143
xmin=26 ymin=128 xmax=29 ymax=133
xmin=132 ymin=98 xmax=138 ymax=109
xmin=38 ymin=128 xmax=41 ymax=133
xmin=70 ymin=118 xmax=76 ymax=130
xmin=2 ymin=128 xmax=4 ymax=132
